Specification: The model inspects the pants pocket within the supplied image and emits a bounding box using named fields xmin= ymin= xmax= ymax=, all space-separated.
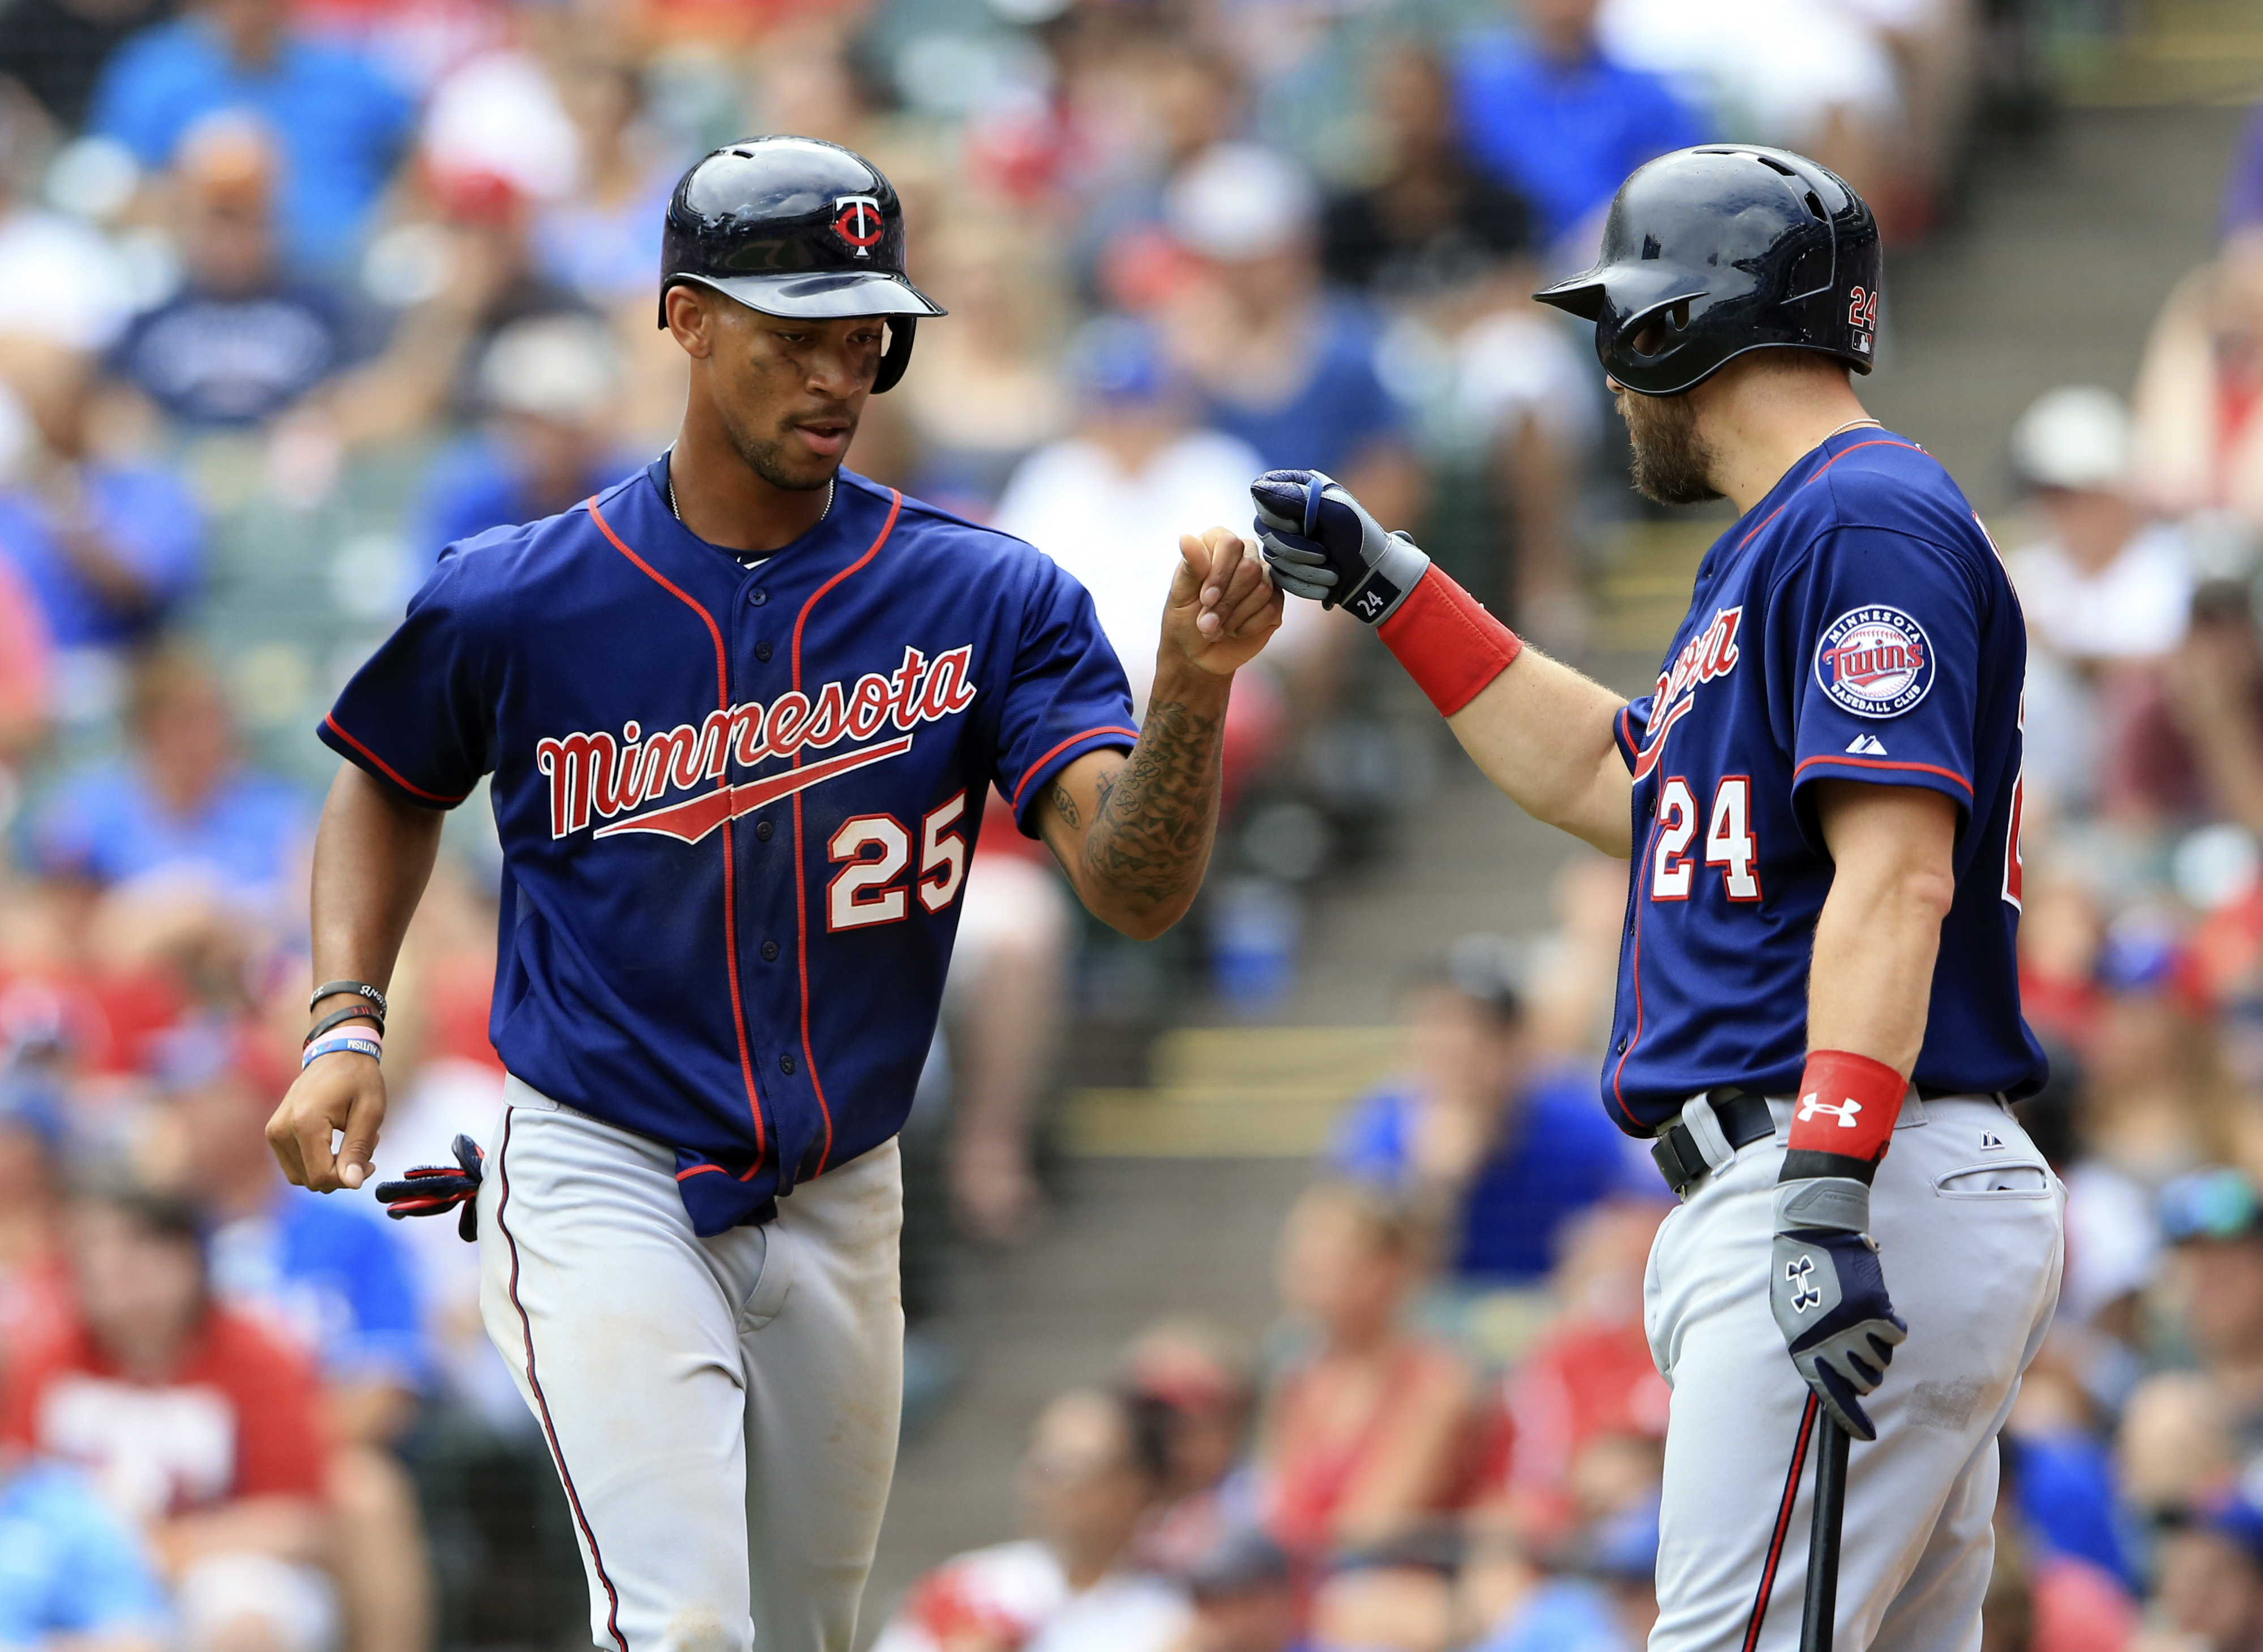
xmin=1932 ymin=1160 xmax=2051 ymax=1197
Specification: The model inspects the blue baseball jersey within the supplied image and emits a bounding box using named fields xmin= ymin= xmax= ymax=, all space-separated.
xmin=1602 ymin=431 xmax=2045 ymax=1132
xmin=321 ymin=460 xmax=1137 ymax=1234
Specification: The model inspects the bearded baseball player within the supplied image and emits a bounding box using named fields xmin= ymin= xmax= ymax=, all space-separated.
xmin=264 ymin=135 xmax=1280 ymax=1652
xmin=1253 ymin=146 xmax=2064 ymax=1651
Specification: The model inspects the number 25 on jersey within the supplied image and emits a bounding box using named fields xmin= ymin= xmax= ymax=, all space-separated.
xmin=1651 ymin=776 xmax=1762 ymax=902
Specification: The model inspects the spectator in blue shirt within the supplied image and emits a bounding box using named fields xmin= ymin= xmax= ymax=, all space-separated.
xmin=1330 ymin=936 xmax=1653 ymax=1288
xmin=0 ymin=341 xmax=203 ymax=652
xmin=0 ymin=1449 xmax=170 ymax=1652
xmin=87 ymin=0 xmax=412 ymax=266
xmin=1453 ymin=0 xmax=1704 ymax=252
xmin=413 ymin=314 xmax=633 ymax=568
xmin=31 ymin=646 xmax=311 ymax=910
xmin=1159 ymin=143 xmax=1422 ymax=538
xmin=110 ymin=115 xmax=367 ymax=430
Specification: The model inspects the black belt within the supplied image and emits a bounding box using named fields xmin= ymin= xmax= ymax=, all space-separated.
xmin=1650 ymin=1088 xmax=1777 ymax=1198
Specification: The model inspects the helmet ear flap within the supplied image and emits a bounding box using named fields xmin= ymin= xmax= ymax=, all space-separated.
xmin=872 ymin=316 xmax=917 ymax=394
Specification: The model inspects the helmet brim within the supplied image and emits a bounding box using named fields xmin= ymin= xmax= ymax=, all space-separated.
xmin=669 ymin=269 xmax=947 ymax=320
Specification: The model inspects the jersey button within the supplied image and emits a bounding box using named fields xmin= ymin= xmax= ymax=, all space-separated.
xmin=760 ymin=940 xmax=779 ymax=961
xmin=755 ymin=641 xmax=773 ymax=663
xmin=779 ymin=1054 xmax=796 ymax=1075
xmin=1615 ymin=1037 xmax=1628 ymax=1054
xmin=755 ymin=820 xmax=774 ymax=842
xmin=749 ymin=589 xmax=768 ymax=606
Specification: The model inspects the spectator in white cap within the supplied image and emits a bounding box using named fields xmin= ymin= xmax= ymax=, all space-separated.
xmin=1157 ymin=142 xmax=1421 ymax=550
xmin=409 ymin=313 xmax=631 ymax=568
xmin=2003 ymin=385 xmax=2193 ymax=816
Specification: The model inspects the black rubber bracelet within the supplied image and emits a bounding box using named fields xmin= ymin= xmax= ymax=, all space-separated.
xmin=305 ymin=1003 xmax=384 ymax=1046
xmin=310 ymin=979 xmax=388 ymax=1020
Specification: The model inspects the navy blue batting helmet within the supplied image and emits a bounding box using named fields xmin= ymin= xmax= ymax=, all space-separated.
xmin=1534 ymin=145 xmax=1881 ymax=397
xmin=659 ymin=135 xmax=945 ymax=393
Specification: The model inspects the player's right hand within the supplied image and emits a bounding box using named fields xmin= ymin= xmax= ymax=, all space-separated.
xmin=266 ymin=1051 xmax=388 ymax=1194
xmin=1250 ymin=469 xmax=1431 ymax=625
xmin=1769 ymin=1224 xmax=1909 ymax=1440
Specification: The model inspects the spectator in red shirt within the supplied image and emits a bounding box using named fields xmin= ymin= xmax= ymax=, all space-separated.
xmin=3 ymin=1185 xmax=336 ymax=1652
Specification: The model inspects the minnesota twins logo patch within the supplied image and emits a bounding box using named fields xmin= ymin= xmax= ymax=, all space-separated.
xmin=1815 ymin=606 xmax=1934 ymax=720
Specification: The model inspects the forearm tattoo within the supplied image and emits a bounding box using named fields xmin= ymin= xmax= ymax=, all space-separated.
xmin=1081 ymin=697 xmax=1225 ymax=912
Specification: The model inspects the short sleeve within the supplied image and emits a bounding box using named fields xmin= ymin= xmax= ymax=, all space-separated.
xmin=327 ymin=1212 xmax=429 ymax=1388
xmin=1773 ymin=526 xmax=1983 ymax=841
xmin=318 ymin=553 xmax=497 ymax=808
xmin=1614 ymin=696 xmax=1653 ymax=773
xmin=43 ymin=1472 xmax=172 ymax=1636
xmin=218 ymin=1320 xmax=329 ymax=1501
xmin=993 ymin=560 xmax=1139 ymax=837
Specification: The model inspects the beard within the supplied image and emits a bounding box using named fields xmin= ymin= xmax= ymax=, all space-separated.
xmin=1618 ymin=388 xmax=1722 ymax=506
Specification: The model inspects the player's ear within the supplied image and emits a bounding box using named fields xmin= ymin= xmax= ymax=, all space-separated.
xmin=665 ymin=284 xmax=716 ymax=361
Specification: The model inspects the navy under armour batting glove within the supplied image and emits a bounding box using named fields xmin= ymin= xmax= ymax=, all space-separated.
xmin=374 ymin=1133 xmax=485 ymax=1243
xmin=1768 ymin=1180 xmax=1908 ymax=1441
xmin=1250 ymin=469 xmax=1430 ymax=624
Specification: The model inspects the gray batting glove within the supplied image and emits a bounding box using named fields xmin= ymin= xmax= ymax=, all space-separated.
xmin=1768 ymin=1179 xmax=1909 ymax=1442
xmin=1250 ymin=469 xmax=1431 ymax=625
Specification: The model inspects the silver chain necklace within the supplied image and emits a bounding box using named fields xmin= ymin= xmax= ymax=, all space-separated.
xmin=1820 ymin=417 xmax=1884 ymax=442
xmin=667 ymin=467 xmax=835 ymax=541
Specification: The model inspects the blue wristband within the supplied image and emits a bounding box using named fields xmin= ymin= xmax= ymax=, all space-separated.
xmin=301 ymin=1034 xmax=382 ymax=1069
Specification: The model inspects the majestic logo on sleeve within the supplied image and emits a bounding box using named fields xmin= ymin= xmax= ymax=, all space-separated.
xmin=1815 ymin=606 xmax=1933 ymax=719
xmin=1630 ymin=605 xmax=1742 ymax=781
xmin=534 ymin=645 xmax=976 ymax=844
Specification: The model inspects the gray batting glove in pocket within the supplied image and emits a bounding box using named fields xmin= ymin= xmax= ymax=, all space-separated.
xmin=1768 ymin=1178 xmax=1909 ymax=1441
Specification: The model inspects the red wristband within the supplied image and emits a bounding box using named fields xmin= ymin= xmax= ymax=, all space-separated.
xmin=1375 ymin=566 xmax=1522 ymax=716
xmin=1788 ymin=1048 xmax=1905 ymax=1166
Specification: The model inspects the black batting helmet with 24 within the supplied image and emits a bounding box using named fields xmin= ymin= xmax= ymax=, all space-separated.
xmin=1534 ymin=145 xmax=1881 ymax=397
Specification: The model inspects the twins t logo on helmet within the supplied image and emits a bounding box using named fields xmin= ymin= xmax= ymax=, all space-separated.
xmin=832 ymin=195 xmax=883 ymax=257
xmin=1796 ymin=1092 xmax=1862 ymax=1127
xmin=1785 ymin=1254 xmax=1823 ymax=1312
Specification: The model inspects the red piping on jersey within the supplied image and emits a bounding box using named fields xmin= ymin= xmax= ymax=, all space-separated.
xmin=1730 ymin=439 xmax=1923 ymax=558
xmin=674 ymin=1163 xmax=726 ymax=1181
xmin=497 ymin=1112 xmax=627 ymax=1652
xmin=1792 ymin=752 xmax=1973 ymax=795
xmin=1607 ymin=816 xmax=1662 ymax=1132
xmin=1743 ymin=1392 xmax=1821 ymax=1652
xmin=585 ymin=496 xmax=768 ymax=1161
xmin=1011 ymin=726 xmax=1144 ymax=812
xmin=788 ymin=488 xmax=903 ymax=1176
xmin=323 ymin=713 xmax=468 ymax=805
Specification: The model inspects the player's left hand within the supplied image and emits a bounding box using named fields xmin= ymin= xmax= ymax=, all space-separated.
xmin=1163 ymin=525 xmax=1282 ymax=678
xmin=1769 ymin=1225 xmax=1909 ymax=1441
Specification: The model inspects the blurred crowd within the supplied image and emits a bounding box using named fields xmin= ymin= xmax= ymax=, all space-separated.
xmin=0 ymin=0 xmax=2168 ymax=1647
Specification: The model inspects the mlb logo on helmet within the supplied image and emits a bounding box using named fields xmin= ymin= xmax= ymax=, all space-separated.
xmin=1815 ymin=605 xmax=1933 ymax=718
xmin=832 ymin=195 xmax=883 ymax=257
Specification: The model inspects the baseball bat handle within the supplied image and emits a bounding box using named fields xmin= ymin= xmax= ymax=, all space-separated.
xmin=1800 ymin=1411 xmax=1852 ymax=1652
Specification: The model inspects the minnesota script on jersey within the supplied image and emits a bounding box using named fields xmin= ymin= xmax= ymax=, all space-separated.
xmin=1603 ymin=431 xmax=2048 ymax=1132
xmin=321 ymin=460 xmax=1137 ymax=1233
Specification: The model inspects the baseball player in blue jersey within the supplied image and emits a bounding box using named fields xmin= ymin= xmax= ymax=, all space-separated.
xmin=1252 ymin=147 xmax=2063 ymax=1652
xmin=262 ymin=136 xmax=1282 ymax=1652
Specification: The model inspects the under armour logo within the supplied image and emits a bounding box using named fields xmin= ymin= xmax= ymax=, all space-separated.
xmin=1785 ymin=1255 xmax=1823 ymax=1312
xmin=1796 ymin=1092 xmax=1862 ymax=1128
